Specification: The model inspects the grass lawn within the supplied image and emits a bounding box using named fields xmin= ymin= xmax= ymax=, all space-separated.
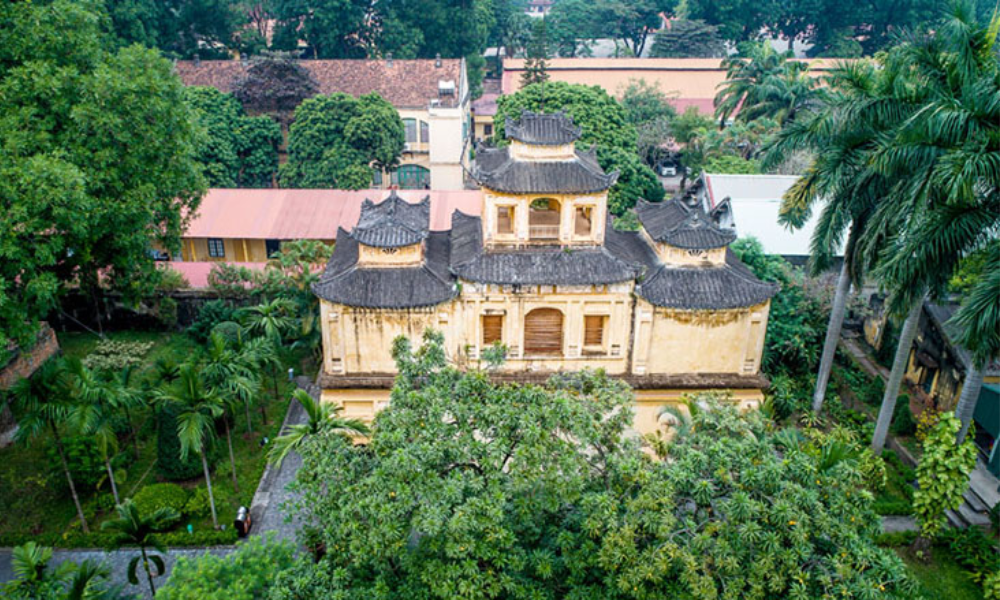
xmin=0 ymin=329 xmax=301 ymax=546
xmin=896 ymin=546 xmax=985 ymax=600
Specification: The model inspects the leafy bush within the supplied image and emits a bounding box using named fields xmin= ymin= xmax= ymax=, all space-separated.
xmin=943 ymin=527 xmax=1000 ymax=597
xmin=46 ymin=436 xmax=105 ymax=490
xmin=890 ymin=396 xmax=916 ymax=436
xmin=211 ymin=321 xmax=242 ymax=345
xmin=156 ymin=404 xmax=203 ymax=481
xmin=913 ymin=413 xmax=978 ymax=538
xmin=187 ymin=300 xmax=238 ymax=343
xmin=157 ymin=529 xmax=237 ymax=547
xmin=156 ymin=267 xmax=190 ymax=292
xmin=131 ymin=483 xmax=189 ymax=517
xmin=158 ymin=535 xmax=296 ymax=599
xmin=158 ymin=296 xmax=179 ymax=329
xmin=766 ymin=373 xmax=807 ymax=420
xmin=875 ymin=530 xmax=919 ymax=547
xmin=207 ymin=263 xmax=261 ymax=299
xmin=915 ymin=407 xmax=941 ymax=442
xmin=81 ymin=339 xmax=154 ymax=372
xmin=0 ymin=529 xmax=236 ymax=549
xmin=183 ymin=486 xmax=211 ymax=519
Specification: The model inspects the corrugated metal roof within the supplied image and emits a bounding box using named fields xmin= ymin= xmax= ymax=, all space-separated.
xmin=183 ymin=189 xmax=481 ymax=240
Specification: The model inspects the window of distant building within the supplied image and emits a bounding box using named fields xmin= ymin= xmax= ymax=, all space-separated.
xmin=484 ymin=123 xmax=493 ymax=137
xmin=208 ymin=238 xmax=225 ymax=258
xmin=266 ymin=239 xmax=282 ymax=258
xmin=482 ymin=315 xmax=503 ymax=346
xmin=403 ymin=118 xmax=418 ymax=144
xmin=392 ymin=164 xmax=431 ymax=189
xmin=372 ymin=168 xmax=383 ymax=187
xmin=496 ymin=205 xmax=514 ymax=235
xmin=420 ymin=120 xmax=430 ymax=144
xmin=583 ymin=315 xmax=606 ymax=354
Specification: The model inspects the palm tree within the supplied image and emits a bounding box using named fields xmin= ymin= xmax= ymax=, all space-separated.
xmin=11 ymin=359 xmax=90 ymax=532
xmin=269 ymin=389 xmax=369 ymax=468
xmin=157 ymin=362 xmax=223 ymax=528
xmin=3 ymin=541 xmax=121 ymax=600
xmin=101 ymin=499 xmax=179 ymax=597
xmin=714 ymin=42 xmax=820 ymax=126
xmin=66 ymin=357 xmax=124 ymax=505
xmin=867 ymin=2 xmax=999 ymax=451
xmin=111 ymin=365 xmax=143 ymax=459
xmin=761 ymin=57 xmax=920 ymax=415
xmin=200 ymin=333 xmax=258 ymax=493
xmin=243 ymin=298 xmax=297 ymax=416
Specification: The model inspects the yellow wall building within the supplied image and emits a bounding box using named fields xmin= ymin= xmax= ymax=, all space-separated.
xmin=314 ymin=112 xmax=778 ymax=436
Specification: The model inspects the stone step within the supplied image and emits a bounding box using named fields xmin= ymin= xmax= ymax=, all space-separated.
xmin=964 ymin=488 xmax=989 ymax=513
xmin=946 ymin=508 xmax=967 ymax=528
xmin=968 ymin=460 xmax=1000 ymax=509
xmin=957 ymin=501 xmax=992 ymax=528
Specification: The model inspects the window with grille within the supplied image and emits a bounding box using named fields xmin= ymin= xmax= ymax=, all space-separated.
xmin=584 ymin=315 xmax=606 ymax=352
xmin=372 ymin=168 xmax=383 ymax=186
xmin=524 ymin=308 xmax=563 ymax=356
xmin=420 ymin=120 xmax=430 ymax=144
xmin=208 ymin=238 xmax=225 ymax=258
xmin=403 ymin=118 xmax=417 ymax=143
xmin=391 ymin=165 xmax=431 ymax=189
xmin=482 ymin=315 xmax=503 ymax=346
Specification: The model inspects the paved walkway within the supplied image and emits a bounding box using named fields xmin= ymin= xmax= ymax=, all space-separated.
xmin=0 ymin=382 xmax=310 ymax=598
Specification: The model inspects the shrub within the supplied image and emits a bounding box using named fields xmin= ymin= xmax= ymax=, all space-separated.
xmin=158 ymin=535 xmax=296 ymax=599
xmin=913 ymin=412 xmax=978 ymax=538
xmin=46 ymin=436 xmax=105 ymax=490
xmin=915 ymin=407 xmax=941 ymax=442
xmin=875 ymin=530 xmax=918 ymax=547
xmin=158 ymin=296 xmax=179 ymax=330
xmin=82 ymin=339 xmax=154 ymax=372
xmin=890 ymin=396 xmax=916 ymax=436
xmin=156 ymin=404 xmax=203 ymax=481
xmin=183 ymin=487 xmax=211 ymax=519
xmin=157 ymin=529 xmax=238 ymax=547
xmin=156 ymin=267 xmax=190 ymax=292
xmin=131 ymin=483 xmax=189 ymax=517
xmin=211 ymin=321 xmax=243 ymax=345
xmin=187 ymin=300 xmax=238 ymax=343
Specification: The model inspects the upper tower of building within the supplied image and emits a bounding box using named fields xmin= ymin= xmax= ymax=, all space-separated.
xmin=472 ymin=111 xmax=618 ymax=248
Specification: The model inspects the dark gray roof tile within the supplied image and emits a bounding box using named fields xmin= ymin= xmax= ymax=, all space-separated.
xmin=505 ymin=110 xmax=581 ymax=145
xmin=349 ymin=191 xmax=430 ymax=248
xmin=636 ymin=198 xmax=736 ymax=250
xmin=472 ymin=146 xmax=618 ymax=194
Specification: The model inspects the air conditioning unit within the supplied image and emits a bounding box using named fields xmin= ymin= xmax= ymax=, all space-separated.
xmin=403 ymin=142 xmax=412 ymax=152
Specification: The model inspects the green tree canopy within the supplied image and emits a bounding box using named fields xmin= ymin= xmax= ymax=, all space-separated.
xmin=279 ymin=92 xmax=405 ymax=189
xmin=158 ymin=535 xmax=297 ymax=600
xmin=650 ymin=18 xmax=727 ymax=57
xmin=105 ymin=0 xmax=244 ymax=58
xmin=494 ymin=81 xmax=664 ymax=214
xmin=715 ymin=42 xmax=822 ymax=126
xmin=0 ymin=0 xmax=204 ymax=358
xmin=273 ymin=330 xmax=916 ymax=598
xmin=185 ymin=86 xmax=281 ymax=188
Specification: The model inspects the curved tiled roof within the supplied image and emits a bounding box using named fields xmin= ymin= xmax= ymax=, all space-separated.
xmin=505 ymin=111 xmax=581 ymax=145
xmin=472 ymin=146 xmax=618 ymax=194
xmin=636 ymin=250 xmax=778 ymax=310
xmin=449 ymin=212 xmax=637 ymax=286
xmin=636 ymin=199 xmax=736 ymax=250
xmin=312 ymin=229 xmax=456 ymax=309
xmin=349 ymin=191 xmax=430 ymax=248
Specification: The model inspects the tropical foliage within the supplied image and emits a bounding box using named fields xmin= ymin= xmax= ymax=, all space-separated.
xmin=157 ymin=535 xmax=297 ymax=600
xmin=912 ymin=413 xmax=978 ymax=541
xmin=101 ymin=499 xmax=180 ymax=596
xmin=715 ymin=42 xmax=822 ymax=126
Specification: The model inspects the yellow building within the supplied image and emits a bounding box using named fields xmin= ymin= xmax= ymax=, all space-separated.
xmin=314 ymin=112 xmax=778 ymax=436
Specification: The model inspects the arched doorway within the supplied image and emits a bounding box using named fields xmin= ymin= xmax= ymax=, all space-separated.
xmin=528 ymin=198 xmax=560 ymax=240
xmin=524 ymin=308 xmax=563 ymax=356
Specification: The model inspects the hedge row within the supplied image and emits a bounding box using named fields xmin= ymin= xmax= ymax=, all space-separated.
xmin=0 ymin=528 xmax=237 ymax=550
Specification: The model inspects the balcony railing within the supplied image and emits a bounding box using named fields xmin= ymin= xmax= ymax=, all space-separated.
xmin=529 ymin=225 xmax=560 ymax=240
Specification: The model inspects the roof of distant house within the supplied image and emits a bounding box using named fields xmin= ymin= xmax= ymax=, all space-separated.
xmin=174 ymin=58 xmax=465 ymax=109
xmin=183 ymin=188 xmax=481 ymax=240
xmin=501 ymin=57 xmax=841 ymax=116
xmin=506 ymin=111 xmax=581 ymax=145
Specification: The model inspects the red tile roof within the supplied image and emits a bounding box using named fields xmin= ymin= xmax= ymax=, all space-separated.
xmin=175 ymin=59 xmax=465 ymax=109
xmin=183 ymin=188 xmax=482 ymax=240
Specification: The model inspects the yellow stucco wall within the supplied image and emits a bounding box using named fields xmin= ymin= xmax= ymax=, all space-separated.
xmin=357 ymin=242 xmax=423 ymax=267
xmin=482 ymin=190 xmax=608 ymax=247
xmin=631 ymin=299 xmax=770 ymax=376
xmin=182 ymin=238 xmax=269 ymax=262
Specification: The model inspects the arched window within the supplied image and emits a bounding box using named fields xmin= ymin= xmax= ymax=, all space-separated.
xmin=524 ymin=308 xmax=563 ymax=356
xmin=392 ymin=164 xmax=431 ymax=189
xmin=528 ymin=198 xmax=560 ymax=241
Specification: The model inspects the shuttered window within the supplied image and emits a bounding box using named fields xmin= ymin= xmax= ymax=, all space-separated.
xmin=497 ymin=206 xmax=514 ymax=234
xmin=524 ymin=308 xmax=563 ymax=356
xmin=482 ymin=315 xmax=503 ymax=346
xmin=584 ymin=315 xmax=605 ymax=347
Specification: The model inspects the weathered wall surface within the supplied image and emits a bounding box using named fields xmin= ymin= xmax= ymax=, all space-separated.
xmin=631 ymin=299 xmax=770 ymax=376
xmin=0 ymin=323 xmax=59 ymax=391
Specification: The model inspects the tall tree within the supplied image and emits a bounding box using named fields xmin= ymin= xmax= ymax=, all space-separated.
xmin=715 ymin=42 xmax=821 ymax=126
xmin=1 ymin=541 xmax=124 ymax=600
xmin=157 ymin=363 xmax=223 ymax=529
xmin=650 ymin=18 xmax=726 ymax=57
xmin=66 ymin=357 xmax=124 ymax=506
xmin=270 ymin=0 xmax=374 ymax=58
xmin=593 ymin=0 xmax=677 ymax=57
xmin=685 ymin=0 xmax=777 ymax=44
xmin=231 ymin=53 xmax=320 ymax=120
xmin=0 ymin=0 xmax=204 ymax=349
xmin=279 ymin=92 xmax=405 ymax=188
xmin=494 ymin=81 xmax=665 ymax=214
xmin=521 ymin=18 xmax=552 ymax=87
xmin=101 ymin=499 xmax=180 ymax=597
xmin=11 ymin=359 xmax=90 ymax=533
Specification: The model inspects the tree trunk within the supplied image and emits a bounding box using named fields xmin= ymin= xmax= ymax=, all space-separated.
xmin=201 ymin=451 xmax=219 ymax=529
xmin=812 ymin=260 xmax=852 ymax=413
xmin=51 ymin=422 xmax=89 ymax=533
xmin=872 ymin=299 xmax=924 ymax=454
xmin=105 ymin=456 xmax=120 ymax=506
xmin=245 ymin=400 xmax=254 ymax=434
xmin=125 ymin=406 xmax=140 ymax=460
xmin=224 ymin=418 xmax=239 ymax=494
xmin=955 ymin=365 xmax=984 ymax=444
xmin=141 ymin=546 xmax=156 ymax=596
